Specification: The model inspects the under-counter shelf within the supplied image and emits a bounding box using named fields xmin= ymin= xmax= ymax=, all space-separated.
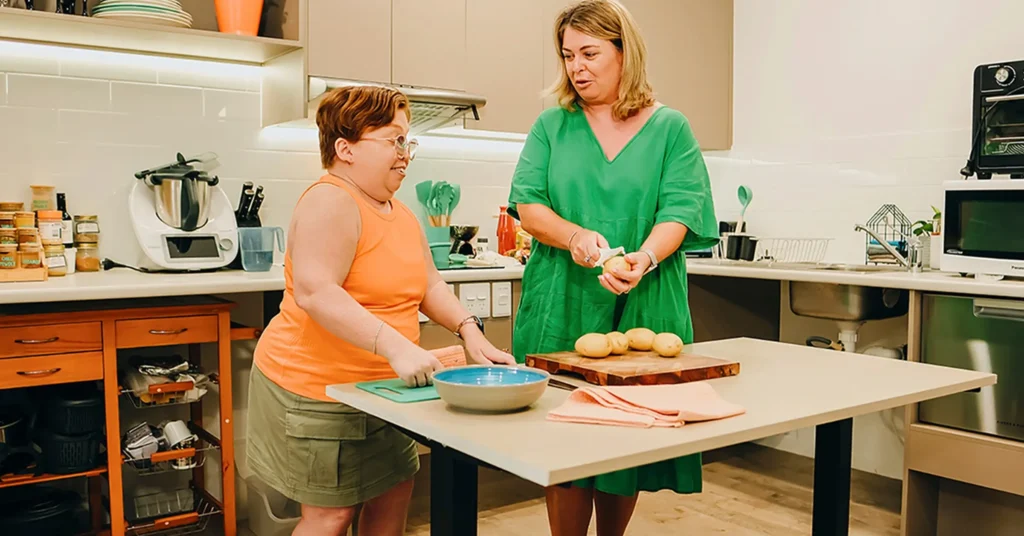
xmin=0 ymin=8 xmax=302 ymax=65
xmin=0 ymin=465 xmax=107 ymax=489
xmin=128 ymin=489 xmax=221 ymax=536
xmin=119 ymin=373 xmax=218 ymax=409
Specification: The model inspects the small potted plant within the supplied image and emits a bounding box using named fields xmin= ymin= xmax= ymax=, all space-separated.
xmin=911 ymin=206 xmax=942 ymax=270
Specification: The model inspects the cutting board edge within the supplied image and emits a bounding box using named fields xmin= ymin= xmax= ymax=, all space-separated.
xmin=525 ymin=354 xmax=740 ymax=387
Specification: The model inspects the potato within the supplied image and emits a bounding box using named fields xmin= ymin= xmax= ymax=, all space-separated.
xmin=625 ymin=327 xmax=656 ymax=351
xmin=653 ymin=332 xmax=684 ymax=357
xmin=575 ymin=333 xmax=612 ymax=358
xmin=602 ymin=256 xmax=629 ymax=275
xmin=607 ymin=331 xmax=629 ymax=354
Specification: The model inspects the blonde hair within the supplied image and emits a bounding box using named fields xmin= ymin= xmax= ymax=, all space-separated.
xmin=547 ymin=0 xmax=655 ymax=120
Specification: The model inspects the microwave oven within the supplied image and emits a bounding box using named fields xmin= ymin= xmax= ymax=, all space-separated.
xmin=941 ymin=180 xmax=1024 ymax=278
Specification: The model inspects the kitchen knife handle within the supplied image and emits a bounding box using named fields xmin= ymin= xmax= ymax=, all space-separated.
xmin=237 ymin=189 xmax=254 ymax=220
xmin=248 ymin=192 xmax=264 ymax=221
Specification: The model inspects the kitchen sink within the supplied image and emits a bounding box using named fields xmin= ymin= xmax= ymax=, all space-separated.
xmin=789 ymin=280 xmax=909 ymax=321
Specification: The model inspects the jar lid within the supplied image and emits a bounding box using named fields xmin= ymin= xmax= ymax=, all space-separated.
xmin=37 ymin=210 xmax=61 ymax=219
xmin=0 ymin=212 xmax=14 ymax=218
xmin=77 ymin=243 xmax=98 ymax=250
xmin=15 ymin=211 xmax=34 ymax=217
xmin=74 ymin=214 xmax=98 ymax=220
xmin=0 ymin=244 xmax=16 ymax=252
xmin=20 ymin=244 xmax=41 ymax=251
xmin=43 ymin=244 xmax=65 ymax=253
xmin=18 ymin=228 xmax=38 ymax=234
xmin=30 ymin=184 xmax=55 ymax=190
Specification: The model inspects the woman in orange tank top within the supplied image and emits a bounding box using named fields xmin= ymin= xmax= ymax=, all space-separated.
xmin=246 ymin=85 xmax=514 ymax=536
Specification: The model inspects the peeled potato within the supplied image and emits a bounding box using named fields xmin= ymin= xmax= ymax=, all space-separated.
xmin=653 ymin=332 xmax=684 ymax=357
xmin=575 ymin=333 xmax=612 ymax=358
xmin=607 ymin=331 xmax=629 ymax=354
xmin=602 ymin=256 xmax=629 ymax=275
xmin=625 ymin=327 xmax=656 ymax=351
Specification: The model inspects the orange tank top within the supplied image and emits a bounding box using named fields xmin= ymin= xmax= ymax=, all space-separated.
xmin=254 ymin=174 xmax=428 ymax=401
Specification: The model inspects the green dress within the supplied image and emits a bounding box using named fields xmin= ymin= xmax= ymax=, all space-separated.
xmin=507 ymin=105 xmax=719 ymax=497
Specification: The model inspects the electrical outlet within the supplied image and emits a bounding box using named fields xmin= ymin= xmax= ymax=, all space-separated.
xmin=459 ymin=282 xmax=491 ymax=318
xmin=492 ymin=282 xmax=512 ymax=318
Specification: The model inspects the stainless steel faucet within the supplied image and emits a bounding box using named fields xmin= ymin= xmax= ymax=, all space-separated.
xmin=854 ymin=224 xmax=922 ymax=273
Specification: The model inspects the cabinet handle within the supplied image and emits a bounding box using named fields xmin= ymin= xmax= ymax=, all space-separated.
xmin=973 ymin=298 xmax=1024 ymax=322
xmin=17 ymin=368 xmax=61 ymax=377
xmin=149 ymin=328 xmax=188 ymax=335
xmin=14 ymin=336 xmax=59 ymax=344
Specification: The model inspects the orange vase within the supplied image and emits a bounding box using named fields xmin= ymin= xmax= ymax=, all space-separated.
xmin=215 ymin=0 xmax=264 ymax=36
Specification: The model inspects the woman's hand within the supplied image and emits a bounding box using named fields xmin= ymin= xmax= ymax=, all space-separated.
xmin=462 ymin=331 xmax=517 ymax=366
xmin=389 ymin=347 xmax=446 ymax=387
xmin=569 ymin=229 xmax=609 ymax=268
xmin=598 ymin=251 xmax=653 ymax=295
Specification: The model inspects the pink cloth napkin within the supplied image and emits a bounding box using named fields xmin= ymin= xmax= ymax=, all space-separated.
xmin=547 ymin=382 xmax=745 ymax=428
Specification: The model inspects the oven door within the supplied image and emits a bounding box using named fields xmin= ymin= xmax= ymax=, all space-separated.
xmin=943 ymin=182 xmax=1024 ymax=265
xmin=977 ymin=93 xmax=1024 ymax=174
xmin=919 ymin=294 xmax=1024 ymax=441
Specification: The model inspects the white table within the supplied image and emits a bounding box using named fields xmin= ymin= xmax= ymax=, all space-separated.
xmin=327 ymin=338 xmax=995 ymax=536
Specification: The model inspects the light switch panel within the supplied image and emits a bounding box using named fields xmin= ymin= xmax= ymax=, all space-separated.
xmin=459 ymin=282 xmax=491 ymax=318
xmin=492 ymin=282 xmax=512 ymax=318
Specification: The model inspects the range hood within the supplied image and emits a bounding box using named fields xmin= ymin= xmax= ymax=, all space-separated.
xmin=308 ymin=77 xmax=487 ymax=136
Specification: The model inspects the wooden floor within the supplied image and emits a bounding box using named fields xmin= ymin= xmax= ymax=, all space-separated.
xmin=406 ymin=443 xmax=902 ymax=535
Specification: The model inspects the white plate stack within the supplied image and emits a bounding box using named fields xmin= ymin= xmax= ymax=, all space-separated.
xmin=91 ymin=0 xmax=193 ymax=29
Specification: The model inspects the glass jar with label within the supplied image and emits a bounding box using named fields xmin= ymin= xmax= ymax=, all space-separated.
xmin=30 ymin=185 xmax=55 ymax=211
xmin=19 ymin=244 xmax=43 ymax=269
xmin=14 ymin=211 xmax=35 ymax=229
xmin=0 ymin=202 xmax=23 ymax=212
xmin=0 ymin=229 xmax=16 ymax=245
xmin=76 ymin=243 xmax=101 ymax=272
xmin=43 ymin=244 xmax=67 ymax=277
xmin=0 ymin=244 xmax=17 ymax=269
xmin=73 ymin=215 xmax=100 ymax=243
xmin=37 ymin=210 xmax=63 ymax=246
xmin=0 ymin=212 xmax=14 ymax=229
xmin=17 ymin=228 xmax=39 ymax=246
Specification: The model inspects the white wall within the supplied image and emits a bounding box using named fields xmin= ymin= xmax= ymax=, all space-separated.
xmin=0 ymin=40 xmax=522 ymax=269
xmin=719 ymin=0 xmax=1024 ymax=479
xmin=712 ymin=0 xmax=1024 ymax=265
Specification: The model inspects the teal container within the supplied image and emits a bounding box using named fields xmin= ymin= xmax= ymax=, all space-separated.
xmin=425 ymin=225 xmax=451 ymax=244
xmin=429 ymin=243 xmax=450 ymax=268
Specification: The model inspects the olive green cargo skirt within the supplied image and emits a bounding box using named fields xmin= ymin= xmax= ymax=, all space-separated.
xmin=246 ymin=365 xmax=419 ymax=508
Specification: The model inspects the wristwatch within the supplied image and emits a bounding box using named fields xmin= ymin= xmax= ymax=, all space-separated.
xmin=641 ymin=248 xmax=659 ymax=274
xmin=454 ymin=315 xmax=484 ymax=338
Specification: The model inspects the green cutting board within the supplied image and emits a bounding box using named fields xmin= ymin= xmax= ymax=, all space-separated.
xmin=355 ymin=378 xmax=439 ymax=403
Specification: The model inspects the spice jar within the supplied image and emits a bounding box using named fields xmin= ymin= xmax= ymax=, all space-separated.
xmin=43 ymin=244 xmax=67 ymax=277
xmin=17 ymin=228 xmax=39 ymax=246
xmin=0 ymin=212 xmax=14 ymax=229
xmin=0 ymin=202 xmax=24 ymax=212
xmin=0 ymin=244 xmax=17 ymax=269
xmin=19 ymin=244 xmax=42 ymax=269
xmin=14 ymin=211 xmax=35 ymax=228
xmin=76 ymin=243 xmax=101 ymax=272
xmin=30 ymin=185 xmax=55 ymax=211
xmin=37 ymin=210 xmax=63 ymax=246
xmin=73 ymin=215 xmax=100 ymax=243
xmin=0 ymin=229 xmax=16 ymax=245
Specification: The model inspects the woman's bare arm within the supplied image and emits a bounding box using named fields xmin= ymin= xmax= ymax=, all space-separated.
xmin=516 ymin=203 xmax=608 ymax=268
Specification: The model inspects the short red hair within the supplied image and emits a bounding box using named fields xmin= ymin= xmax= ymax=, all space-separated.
xmin=316 ymin=85 xmax=411 ymax=168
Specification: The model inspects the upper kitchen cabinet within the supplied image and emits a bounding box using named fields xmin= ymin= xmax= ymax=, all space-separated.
xmin=464 ymin=0 xmax=547 ymax=133
xmin=307 ymin=0 xmax=392 ymax=83
xmin=392 ymin=0 xmax=467 ymax=91
xmin=620 ymin=0 xmax=733 ymax=150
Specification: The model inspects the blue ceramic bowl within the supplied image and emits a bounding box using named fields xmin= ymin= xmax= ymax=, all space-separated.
xmin=432 ymin=365 xmax=550 ymax=412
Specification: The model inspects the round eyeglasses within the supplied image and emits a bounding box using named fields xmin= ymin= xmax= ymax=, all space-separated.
xmin=362 ymin=134 xmax=419 ymax=160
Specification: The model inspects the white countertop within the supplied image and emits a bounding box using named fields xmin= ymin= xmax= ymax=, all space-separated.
xmin=0 ymin=264 xmax=525 ymax=305
xmin=686 ymin=259 xmax=1024 ymax=299
xmin=327 ymin=337 xmax=993 ymax=486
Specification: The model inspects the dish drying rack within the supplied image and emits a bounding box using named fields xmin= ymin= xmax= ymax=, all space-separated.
xmin=752 ymin=237 xmax=832 ymax=264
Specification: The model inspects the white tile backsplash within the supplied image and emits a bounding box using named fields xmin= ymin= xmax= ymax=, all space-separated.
xmin=203 ymin=89 xmax=261 ymax=122
xmin=7 ymin=74 xmax=110 ymax=111
xmin=61 ymin=59 xmax=158 ymax=84
xmin=0 ymin=53 xmax=60 ymax=77
xmin=111 ymin=82 xmax=203 ymax=118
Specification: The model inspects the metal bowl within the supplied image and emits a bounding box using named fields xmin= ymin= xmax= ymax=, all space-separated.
xmin=450 ymin=225 xmax=479 ymax=241
xmin=432 ymin=365 xmax=549 ymax=412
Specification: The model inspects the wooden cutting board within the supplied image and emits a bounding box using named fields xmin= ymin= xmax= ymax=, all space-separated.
xmin=525 ymin=350 xmax=740 ymax=386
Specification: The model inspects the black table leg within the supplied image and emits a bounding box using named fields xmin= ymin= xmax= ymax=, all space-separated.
xmin=430 ymin=444 xmax=479 ymax=536
xmin=812 ymin=418 xmax=853 ymax=536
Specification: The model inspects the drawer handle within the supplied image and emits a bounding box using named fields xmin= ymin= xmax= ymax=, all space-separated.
xmin=17 ymin=368 xmax=61 ymax=377
xmin=149 ymin=328 xmax=188 ymax=335
xmin=14 ymin=337 xmax=59 ymax=345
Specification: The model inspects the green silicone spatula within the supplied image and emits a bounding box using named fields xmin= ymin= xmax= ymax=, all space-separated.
xmin=736 ymin=185 xmax=753 ymax=233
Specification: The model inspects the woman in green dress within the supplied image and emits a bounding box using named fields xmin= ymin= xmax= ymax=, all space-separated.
xmin=507 ymin=1 xmax=719 ymax=534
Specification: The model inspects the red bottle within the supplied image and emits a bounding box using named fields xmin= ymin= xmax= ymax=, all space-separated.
xmin=497 ymin=206 xmax=517 ymax=256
